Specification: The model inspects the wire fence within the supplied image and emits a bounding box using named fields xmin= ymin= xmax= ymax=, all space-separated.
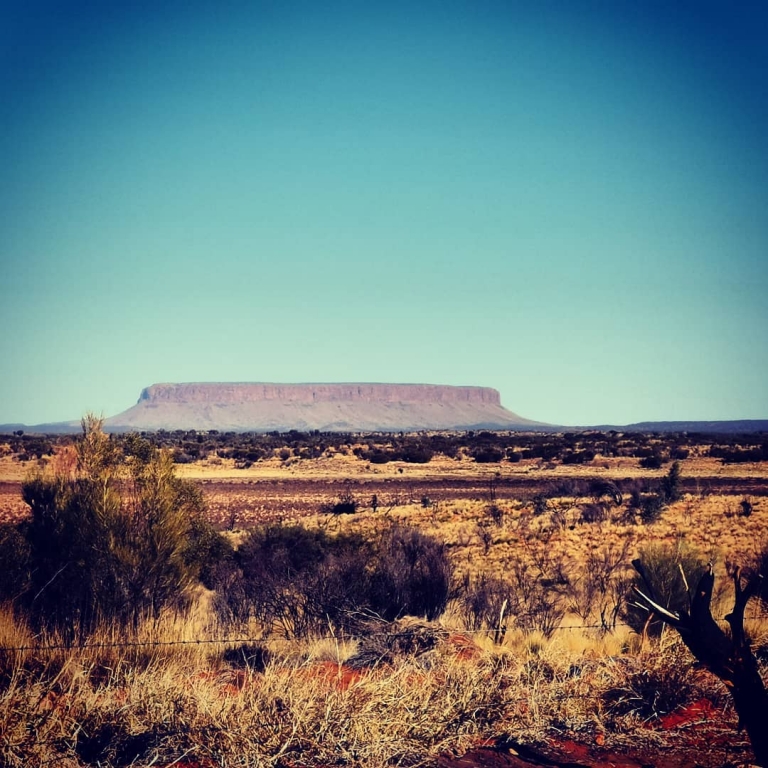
xmin=0 ymin=621 xmax=637 ymax=654
xmin=2 ymin=620 xmax=742 ymax=766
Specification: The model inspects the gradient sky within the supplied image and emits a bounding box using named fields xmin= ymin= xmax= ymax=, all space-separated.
xmin=2 ymin=1 xmax=767 ymax=427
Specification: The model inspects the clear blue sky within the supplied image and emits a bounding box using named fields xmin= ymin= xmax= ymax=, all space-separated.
xmin=2 ymin=1 xmax=767 ymax=426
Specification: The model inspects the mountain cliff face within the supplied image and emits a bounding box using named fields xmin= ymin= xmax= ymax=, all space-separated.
xmin=106 ymin=382 xmax=540 ymax=432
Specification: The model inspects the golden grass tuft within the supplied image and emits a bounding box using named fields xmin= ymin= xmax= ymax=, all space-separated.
xmin=2 ymin=601 xmax=759 ymax=766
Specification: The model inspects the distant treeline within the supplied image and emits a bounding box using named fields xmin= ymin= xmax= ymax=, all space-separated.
xmin=3 ymin=428 xmax=767 ymax=467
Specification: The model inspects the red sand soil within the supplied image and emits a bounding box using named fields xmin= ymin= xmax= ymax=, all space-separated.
xmin=169 ymin=663 xmax=755 ymax=768
xmin=437 ymin=730 xmax=755 ymax=767
xmin=439 ymin=689 xmax=754 ymax=767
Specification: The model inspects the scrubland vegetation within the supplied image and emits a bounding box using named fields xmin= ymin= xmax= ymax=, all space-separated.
xmin=4 ymin=426 xmax=767 ymax=469
xmin=1 ymin=421 xmax=767 ymax=766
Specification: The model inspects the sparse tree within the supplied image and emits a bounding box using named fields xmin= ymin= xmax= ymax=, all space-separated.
xmin=17 ymin=415 xmax=220 ymax=639
xmin=661 ymin=460 xmax=682 ymax=503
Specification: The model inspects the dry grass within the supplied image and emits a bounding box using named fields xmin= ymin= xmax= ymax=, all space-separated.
xmin=2 ymin=449 xmax=766 ymax=529
xmin=301 ymin=492 xmax=767 ymax=592
xmin=2 ymin=448 xmax=767 ymax=765
xmin=2 ymin=603 xmax=754 ymax=767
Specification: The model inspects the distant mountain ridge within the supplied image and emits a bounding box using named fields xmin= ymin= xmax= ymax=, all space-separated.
xmin=2 ymin=385 xmax=766 ymax=434
xmin=104 ymin=382 xmax=544 ymax=432
xmin=604 ymin=419 xmax=768 ymax=434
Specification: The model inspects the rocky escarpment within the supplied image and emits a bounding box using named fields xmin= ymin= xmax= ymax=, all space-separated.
xmin=106 ymin=383 xmax=541 ymax=432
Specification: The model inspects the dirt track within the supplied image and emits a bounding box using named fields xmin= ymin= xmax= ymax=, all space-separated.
xmin=197 ymin=473 xmax=768 ymax=526
xmin=3 ymin=473 xmax=768 ymax=528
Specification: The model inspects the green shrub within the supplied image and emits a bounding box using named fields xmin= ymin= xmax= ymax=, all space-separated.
xmin=660 ymin=461 xmax=682 ymax=503
xmin=16 ymin=416 xmax=225 ymax=638
xmin=624 ymin=542 xmax=706 ymax=637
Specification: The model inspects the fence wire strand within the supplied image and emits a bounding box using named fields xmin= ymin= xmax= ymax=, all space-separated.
xmin=0 ymin=621 xmax=635 ymax=654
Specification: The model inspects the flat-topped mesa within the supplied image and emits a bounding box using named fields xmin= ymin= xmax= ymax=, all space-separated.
xmin=109 ymin=382 xmax=541 ymax=432
xmin=138 ymin=383 xmax=502 ymax=406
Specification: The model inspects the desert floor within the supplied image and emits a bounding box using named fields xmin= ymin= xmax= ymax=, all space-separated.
xmin=1 ymin=443 xmax=767 ymax=766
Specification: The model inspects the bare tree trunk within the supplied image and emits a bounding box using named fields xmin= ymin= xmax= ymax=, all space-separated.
xmin=632 ymin=561 xmax=768 ymax=767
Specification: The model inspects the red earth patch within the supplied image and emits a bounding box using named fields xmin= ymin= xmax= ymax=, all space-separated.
xmin=656 ymin=698 xmax=720 ymax=730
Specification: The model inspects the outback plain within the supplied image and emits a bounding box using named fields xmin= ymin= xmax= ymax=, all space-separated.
xmin=5 ymin=0 xmax=768 ymax=765
xmin=1 ymin=426 xmax=767 ymax=767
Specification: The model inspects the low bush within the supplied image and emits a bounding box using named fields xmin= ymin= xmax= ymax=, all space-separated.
xmin=580 ymin=502 xmax=608 ymax=525
xmin=709 ymin=443 xmax=768 ymax=463
xmin=398 ymin=446 xmax=434 ymax=464
xmin=602 ymin=644 xmax=701 ymax=722
xmin=589 ymin=478 xmax=623 ymax=505
xmin=213 ymin=523 xmax=453 ymax=637
xmin=0 ymin=523 xmax=30 ymax=602
xmin=531 ymin=493 xmax=549 ymax=516
xmin=639 ymin=493 xmax=664 ymax=524
xmin=746 ymin=540 xmax=768 ymax=607
xmin=369 ymin=526 xmax=452 ymax=622
xmin=472 ymin=447 xmax=504 ymax=463
xmin=460 ymin=557 xmax=567 ymax=639
xmin=561 ymin=450 xmax=595 ymax=465
xmin=639 ymin=454 xmax=664 ymax=469
xmin=623 ymin=542 xmax=706 ymax=637
xmin=323 ymin=490 xmax=358 ymax=515
xmin=214 ymin=524 xmax=371 ymax=638
xmin=1 ymin=417 xmax=227 ymax=640
xmin=460 ymin=573 xmax=511 ymax=636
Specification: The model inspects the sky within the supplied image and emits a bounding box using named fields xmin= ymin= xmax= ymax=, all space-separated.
xmin=1 ymin=0 xmax=767 ymax=427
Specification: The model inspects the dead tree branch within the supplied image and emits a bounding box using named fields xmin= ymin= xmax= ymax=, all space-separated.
xmin=632 ymin=559 xmax=767 ymax=766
